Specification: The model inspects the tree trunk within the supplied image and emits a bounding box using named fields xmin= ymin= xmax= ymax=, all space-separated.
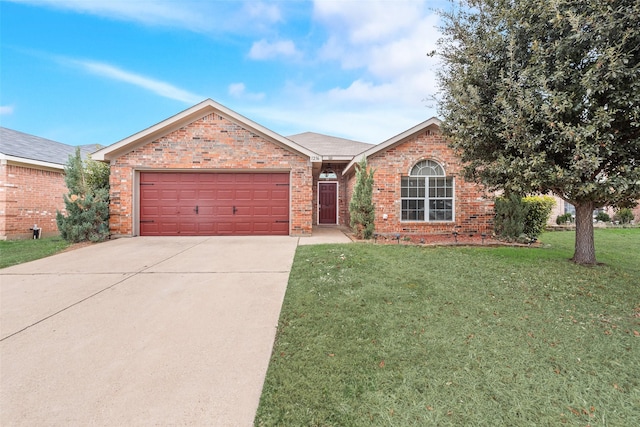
xmin=572 ymin=201 xmax=597 ymax=265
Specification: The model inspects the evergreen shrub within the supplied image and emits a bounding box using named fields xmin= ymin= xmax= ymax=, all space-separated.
xmin=56 ymin=148 xmax=110 ymax=242
xmin=495 ymin=194 xmax=555 ymax=241
xmin=349 ymin=157 xmax=375 ymax=239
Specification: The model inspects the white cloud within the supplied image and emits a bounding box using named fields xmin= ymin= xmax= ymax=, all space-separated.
xmin=308 ymin=0 xmax=441 ymax=111
xmin=70 ymin=59 xmax=203 ymax=104
xmin=228 ymin=83 xmax=265 ymax=101
xmin=243 ymin=99 xmax=432 ymax=144
xmin=249 ymin=39 xmax=299 ymax=60
xmin=10 ymin=0 xmax=212 ymax=31
xmin=9 ymin=0 xmax=288 ymax=35
xmin=9 ymin=0 xmax=445 ymax=143
xmin=0 ymin=105 xmax=15 ymax=115
xmin=244 ymin=2 xmax=282 ymax=23
xmin=233 ymin=1 xmax=444 ymax=142
xmin=314 ymin=0 xmax=425 ymax=45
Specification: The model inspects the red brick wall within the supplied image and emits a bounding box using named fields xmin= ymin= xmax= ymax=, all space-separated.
xmin=0 ymin=163 xmax=67 ymax=239
xmin=109 ymin=112 xmax=313 ymax=236
xmin=346 ymin=127 xmax=494 ymax=236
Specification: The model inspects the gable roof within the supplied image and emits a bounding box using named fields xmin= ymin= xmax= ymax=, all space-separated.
xmin=0 ymin=127 xmax=96 ymax=170
xmin=343 ymin=117 xmax=442 ymax=175
xmin=287 ymin=132 xmax=374 ymax=161
xmin=92 ymin=98 xmax=321 ymax=162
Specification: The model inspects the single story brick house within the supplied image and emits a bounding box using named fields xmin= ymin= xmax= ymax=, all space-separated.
xmin=93 ymin=99 xmax=494 ymax=238
xmin=0 ymin=127 xmax=94 ymax=239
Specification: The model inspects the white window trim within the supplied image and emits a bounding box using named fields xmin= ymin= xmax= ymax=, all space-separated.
xmin=400 ymin=160 xmax=455 ymax=223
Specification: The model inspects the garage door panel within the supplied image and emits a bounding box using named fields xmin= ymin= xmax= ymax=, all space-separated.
xmin=234 ymin=190 xmax=252 ymax=200
xmin=272 ymin=223 xmax=289 ymax=233
xmin=253 ymin=206 xmax=270 ymax=216
xmin=233 ymin=174 xmax=252 ymax=183
xmin=179 ymin=222 xmax=198 ymax=234
xmin=252 ymin=190 xmax=270 ymax=200
xmin=142 ymin=189 xmax=160 ymax=199
xmin=180 ymin=189 xmax=198 ymax=199
xmin=199 ymin=189 xmax=216 ymax=200
xmin=217 ymin=189 xmax=234 ymax=200
xmin=141 ymin=205 xmax=159 ymax=215
xmin=271 ymin=189 xmax=288 ymax=200
xmin=198 ymin=206 xmax=215 ymax=216
xmin=253 ymin=223 xmax=271 ymax=233
xmin=216 ymin=222 xmax=234 ymax=234
xmin=157 ymin=174 xmax=180 ymax=184
xmin=153 ymin=221 xmax=178 ymax=235
xmin=159 ymin=190 xmax=179 ymax=199
xmin=234 ymin=223 xmax=253 ymax=233
xmin=271 ymin=206 xmax=288 ymax=215
xmin=140 ymin=172 xmax=289 ymax=236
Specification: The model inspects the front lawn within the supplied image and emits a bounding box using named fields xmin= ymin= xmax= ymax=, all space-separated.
xmin=255 ymin=229 xmax=640 ymax=426
xmin=0 ymin=237 xmax=71 ymax=269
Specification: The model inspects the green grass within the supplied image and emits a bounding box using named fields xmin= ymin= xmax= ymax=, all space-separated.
xmin=0 ymin=237 xmax=71 ymax=269
xmin=255 ymin=229 xmax=640 ymax=426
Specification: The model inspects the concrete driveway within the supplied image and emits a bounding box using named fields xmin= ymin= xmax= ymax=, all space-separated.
xmin=0 ymin=236 xmax=300 ymax=426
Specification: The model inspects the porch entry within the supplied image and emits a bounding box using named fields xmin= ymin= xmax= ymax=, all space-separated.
xmin=318 ymin=182 xmax=337 ymax=224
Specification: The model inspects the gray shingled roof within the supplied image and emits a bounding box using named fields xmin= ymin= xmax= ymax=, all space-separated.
xmin=0 ymin=127 xmax=97 ymax=166
xmin=287 ymin=132 xmax=373 ymax=157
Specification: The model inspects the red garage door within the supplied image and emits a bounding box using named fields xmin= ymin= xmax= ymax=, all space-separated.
xmin=139 ymin=172 xmax=290 ymax=236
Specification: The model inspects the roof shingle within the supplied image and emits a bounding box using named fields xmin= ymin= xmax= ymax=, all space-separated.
xmin=0 ymin=127 xmax=97 ymax=166
xmin=287 ymin=132 xmax=373 ymax=157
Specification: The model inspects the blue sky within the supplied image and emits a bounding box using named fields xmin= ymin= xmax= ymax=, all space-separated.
xmin=1 ymin=0 xmax=446 ymax=147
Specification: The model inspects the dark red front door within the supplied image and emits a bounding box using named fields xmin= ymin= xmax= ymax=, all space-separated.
xmin=139 ymin=172 xmax=289 ymax=236
xmin=318 ymin=182 xmax=337 ymax=224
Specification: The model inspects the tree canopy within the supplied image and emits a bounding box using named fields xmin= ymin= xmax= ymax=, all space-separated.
xmin=437 ymin=0 xmax=640 ymax=264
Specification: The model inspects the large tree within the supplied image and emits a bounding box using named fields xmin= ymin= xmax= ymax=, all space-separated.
xmin=437 ymin=0 xmax=640 ymax=264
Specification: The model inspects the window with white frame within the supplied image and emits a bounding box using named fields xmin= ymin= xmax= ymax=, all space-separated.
xmin=401 ymin=160 xmax=454 ymax=221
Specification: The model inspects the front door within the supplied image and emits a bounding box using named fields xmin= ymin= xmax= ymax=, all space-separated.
xmin=318 ymin=182 xmax=337 ymax=224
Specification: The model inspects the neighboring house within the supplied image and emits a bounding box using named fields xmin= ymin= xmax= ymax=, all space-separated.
xmin=548 ymin=195 xmax=640 ymax=225
xmin=0 ymin=127 xmax=95 ymax=239
xmin=92 ymin=99 xmax=494 ymax=238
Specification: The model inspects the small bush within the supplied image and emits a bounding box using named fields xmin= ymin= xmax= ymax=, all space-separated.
xmin=494 ymin=194 xmax=526 ymax=241
xmin=614 ymin=208 xmax=634 ymax=224
xmin=495 ymin=194 xmax=555 ymax=241
xmin=57 ymin=190 xmax=110 ymax=242
xmin=595 ymin=211 xmax=611 ymax=222
xmin=522 ymin=195 xmax=555 ymax=237
xmin=556 ymin=213 xmax=573 ymax=225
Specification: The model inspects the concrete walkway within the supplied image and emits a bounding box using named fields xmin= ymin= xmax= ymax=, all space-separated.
xmin=298 ymin=225 xmax=353 ymax=245
xmin=0 ymin=232 xmax=351 ymax=426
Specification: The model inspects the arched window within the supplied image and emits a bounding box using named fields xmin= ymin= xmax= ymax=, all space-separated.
xmin=319 ymin=169 xmax=338 ymax=180
xmin=410 ymin=159 xmax=445 ymax=177
xmin=401 ymin=160 xmax=454 ymax=221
